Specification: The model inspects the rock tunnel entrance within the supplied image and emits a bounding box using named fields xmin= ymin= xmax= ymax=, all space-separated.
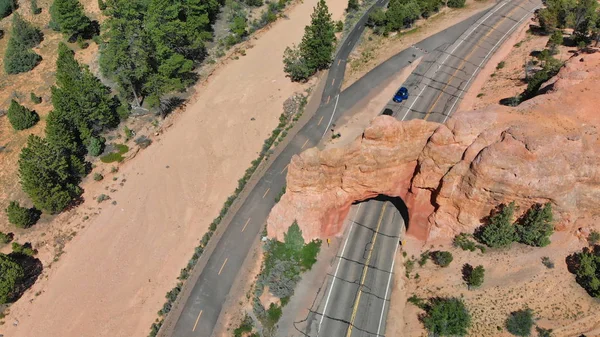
xmin=352 ymin=194 xmax=410 ymax=238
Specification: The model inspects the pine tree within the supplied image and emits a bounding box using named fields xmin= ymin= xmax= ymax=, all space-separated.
xmin=51 ymin=43 xmax=118 ymax=147
xmin=0 ymin=253 xmax=24 ymax=304
xmin=50 ymin=0 xmax=92 ymax=37
xmin=516 ymin=203 xmax=554 ymax=247
xmin=11 ymin=14 xmax=44 ymax=49
xmin=99 ymin=0 xmax=150 ymax=106
xmin=300 ymin=0 xmax=335 ymax=72
xmin=18 ymin=135 xmax=85 ymax=213
xmin=479 ymin=201 xmax=517 ymax=248
xmin=3 ymin=15 xmax=43 ymax=74
xmin=0 ymin=0 xmax=16 ymax=19
xmin=347 ymin=0 xmax=359 ymax=11
xmin=284 ymin=221 xmax=305 ymax=252
xmin=7 ymin=100 xmax=39 ymax=130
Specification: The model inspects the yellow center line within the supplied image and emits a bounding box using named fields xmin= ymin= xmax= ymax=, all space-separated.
xmin=424 ymin=4 xmax=519 ymax=120
xmin=338 ymin=59 xmax=341 ymax=65
xmin=317 ymin=116 xmax=324 ymax=126
xmin=242 ymin=218 xmax=250 ymax=232
xmin=192 ymin=310 xmax=203 ymax=331
xmin=326 ymin=95 xmax=331 ymax=104
xmin=280 ymin=164 xmax=289 ymax=174
xmin=262 ymin=188 xmax=270 ymax=198
xmin=332 ymin=78 xmax=336 ymax=86
xmin=301 ymin=139 xmax=310 ymax=149
xmin=346 ymin=203 xmax=388 ymax=337
xmin=218 ymin=258 xmax=228 ymax=275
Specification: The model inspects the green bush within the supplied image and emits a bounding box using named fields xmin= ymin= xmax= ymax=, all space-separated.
xmin=233 ymin=314 xmax=254 ymax=337
xmin=30 ymin=92 xmax=42 ymax=104
xmin=245 ymin=0 xmax=263 ymax=6
xmin=479 ymin=202 xmax=517 ymax=248
xmin=87 ymin=137 xmax=105 ymax=157
xmin=432 ymin=251 xmax=453 ymax=267
xmin=536 ymin=326 xmax=553 ymax=337
xmin=0 ymin=232 xmax=11 ymax=244
xmin=497 ymin=61 xmax=505 ymax=69
xmin=5 ymin=201 xmax=38 ymax=229
xmin=347 ymin=0 xmax=359 ymax=11
xmin=12 ymin=242 xmax=36 ymax=256
xmin=97 ymin=0 xmax=106 ymax=11
xmin=7 ymin=100 xmax=39 ymax=130
xmin=100 ymin=144 xmax=129 ymax=163
xmin=447 ymin=0 xmax=466 ymax=8
xmin=588 ymin=231 xmax=600 ymax=245
xmin=97 ymin=194 xmax=109 ymax=203
xmin=422 ymin=297 xmax=471 ymax=336
xmin=283 ymin=45 xmax=313 ymax=82
xmin=124 ymin=126 xmax=133 ymax=140
xmin=0 ymin=253 xmax=24 ymax=303
xmin=31 ymin=0 xmax=41 ymax=14
xmin=569 ymin=247 xmax=600 ymax=297
xmin=335 ymin=20 xmax=343 ymax=32
xmin=516 ymin=203 xmax=554 ymax=247
xmin=464 ymin=264 xmax=485 ymax=288
xmin=0 ymin=0 xmax=15 ymax=19
xmin=93 ymin=172 xmax=103 ymax=181
xmin=506 ymin=309 xmax=534 ymax=337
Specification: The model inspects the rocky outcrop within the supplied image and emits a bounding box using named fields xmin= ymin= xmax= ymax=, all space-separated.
xmin=267 ymin=53 xmax=600 ymax=241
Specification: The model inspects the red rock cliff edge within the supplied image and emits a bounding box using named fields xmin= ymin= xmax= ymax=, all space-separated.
xmin=267 ymin=53 xmax=600 ymax=241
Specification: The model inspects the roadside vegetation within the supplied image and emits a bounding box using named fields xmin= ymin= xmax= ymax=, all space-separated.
xmin=408 ymin=295 xmax=472 ymax=336
xmin=250 ymin=222 xmax=321 ymax=336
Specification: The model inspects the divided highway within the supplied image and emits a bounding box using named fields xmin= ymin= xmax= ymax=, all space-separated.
xmin=310 ymin=0 xmax=539 ymax=336
xmin=164 ymin=0 xmax=538 ymax=335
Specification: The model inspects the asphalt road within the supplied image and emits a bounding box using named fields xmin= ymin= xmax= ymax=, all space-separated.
xmin=310 ymin=1 xmax=540 ymax=337
xmin=167 ymin=0 xmax=538 ymax=335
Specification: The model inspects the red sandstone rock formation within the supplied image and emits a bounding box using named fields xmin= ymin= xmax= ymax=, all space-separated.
xmin=267 ymin=53 xmax=600 ymax=241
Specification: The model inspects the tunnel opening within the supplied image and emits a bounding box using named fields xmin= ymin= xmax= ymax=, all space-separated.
xmin=352 ymin=194 xmax=410 ymax=233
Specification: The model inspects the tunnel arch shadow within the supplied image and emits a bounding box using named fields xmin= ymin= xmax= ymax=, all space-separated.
xmin=352 ymin=194 xmax=410 ymax=232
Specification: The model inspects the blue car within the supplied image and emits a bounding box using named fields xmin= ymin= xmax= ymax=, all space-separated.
xmin=393 ymin=87 xmax=409 ymax=103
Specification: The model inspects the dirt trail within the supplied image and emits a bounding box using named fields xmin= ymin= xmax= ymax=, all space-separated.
xmin=0 ymin=0 xmax=346 ymax=336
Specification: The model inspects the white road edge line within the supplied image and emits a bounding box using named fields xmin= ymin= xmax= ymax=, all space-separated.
xmin=402 ymin=0 xmax=509 ymax=120
xmin=317 ymin=203 xmax=362 ymax=336
xmin=443 ymin=5 xmax=539 ymax=122
xmin=376 ymin=238 xmax=400 ymax=336
xmin=321 ymin=94 xmax=340 ymax=139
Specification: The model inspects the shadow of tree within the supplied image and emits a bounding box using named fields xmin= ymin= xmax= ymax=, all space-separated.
xmin=8 ymin=252 xmax=43 ymax=302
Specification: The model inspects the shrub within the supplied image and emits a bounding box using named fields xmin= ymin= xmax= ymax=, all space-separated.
xmin=516 ymin=203 xmax=554 ymax=247
xmin=367 ymin=8 xmax=387 ymax=28
xmin=432 ymin=251 xmax=453 ymax=267
xmin=536 ymin=326 xmax=553 ymax=337
xmin=124 ymin=126 xmax=133 ymax=140
xmin=0 ymin=232 xmax=11 ymax=244
xmin=245 ymin=0 xmax=263 ymax=6
xmin=233 ymin=314 xmax=254 ymax=337
xmin=12 ymin=242 xmax=36 ymax=256
xmin=497 ymin=61 xmax=506 ymax=69
xmin=97 ymin=194 xmax=109 ymax=203
xmin=87 ymin=136 xmax=105 ymax=156
xmin=447 ymin=0 xmax=466 ymax=8
xmin=454 ymin=233 xmax=476 ymax=251
xmin=506 ymin=309 xmax=534 ymax=337
xmin=134 ymin=136 xmax=152 ymax=149
xmin=7 ymin=100 xmax=39 ymax=131
xmin=283 ymin=45 xmax=312 ymax=82
xmin=30 ymin=0 xmax=41 ymax=14
xmin=463 ymin=264 xmax=485 ymax=288
xmin=479 ymin=201 xmax=517 ymax=248
xmin=422 ymin=297 xmax=471 ymax=336
xmin=6 ymin=201 xmax=38 ymax=229
xmin=0 ymin=0 xmax=15 ymax=18
xmin=541 ymin=256 xmax=554 ymax=269
xmin=100 ymin=144 xmax=129 ymax=163
xmin=569 ymin=247 xmax=600 ymax=297
xmin=97 ymin=0 xmax=106 ymax=11
xmin=407 ymin=294 xmax=426 ymax=309
xmin=418 ymin=251 xmax=430 ymax=266
xmin=347 ymin=0 xmax=359 ymax=11
xmin=335 ymin=20 xmax=343 ymax=32
xmin=93 ymin=173 xmax=103 ymax=181
xmin=588 ymin=230 xmax=600 ymax=245
xmin=0 ymin=253 xmax=24 ymax=303
xmin=30 ymin=92 xmax=42 ymax=104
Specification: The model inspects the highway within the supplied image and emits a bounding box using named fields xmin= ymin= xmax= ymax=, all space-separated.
xmin=309 ymin=0 xmax=540 ymax=336
xmin=164 ymin=0 xmax=538 ymax=335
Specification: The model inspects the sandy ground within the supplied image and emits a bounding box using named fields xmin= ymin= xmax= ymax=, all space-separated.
xmin=0 ymin=0 xmax=348 ymax=335
xmin=342 ymin=0 xmax=494 ymax=90
xmin=393 ymin=231 xmax=600 ymax=337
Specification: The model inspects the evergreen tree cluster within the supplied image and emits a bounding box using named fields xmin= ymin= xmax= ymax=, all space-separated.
xmin=366 ymin=0 xmax=445 ymax=35
xmin=477 ymin=202 xmax=555 ymax=248
xmin=5 ymin=201 xmax=39 ymax=229
xmin=0 ymin=0 xmax=15 ymax=19
xmin=99 ymin=0 xmax=221 ymax=109
xmin=283 ymin=0 xmax=335 ymax=82
xmin=0 ymin=253 xmax=24 ymax=303
xmin=4 ymin=14 xmax=43 ymax=74
xmin=17 ymin=43 xmax=118 ymax=214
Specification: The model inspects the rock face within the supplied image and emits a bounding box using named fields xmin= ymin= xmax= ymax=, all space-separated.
xmin=267 ymin=53 xmax=600 ymax=241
